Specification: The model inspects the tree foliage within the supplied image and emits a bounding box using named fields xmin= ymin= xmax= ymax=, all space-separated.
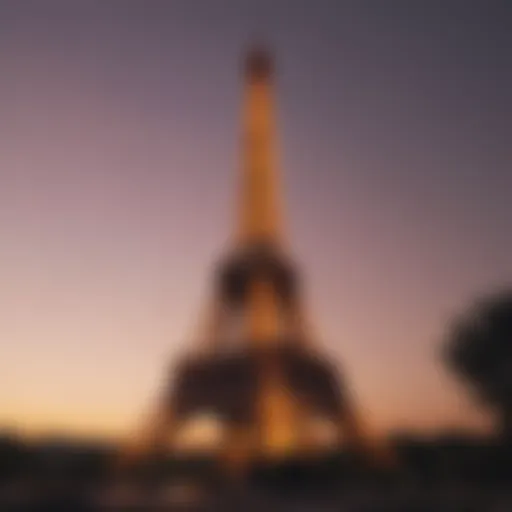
xmin=443 ymin=290 xmax=512 ymax=436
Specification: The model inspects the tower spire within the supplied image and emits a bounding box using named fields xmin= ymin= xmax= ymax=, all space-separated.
xmin=237 ymin=47 xmax=282 ymax=247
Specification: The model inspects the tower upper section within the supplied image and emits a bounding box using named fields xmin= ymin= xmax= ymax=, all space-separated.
xmin=237 ymin=47 xmax=283 ymax=248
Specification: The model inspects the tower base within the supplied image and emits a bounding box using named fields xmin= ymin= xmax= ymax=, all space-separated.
xmin=164 ymin=343 xmax=354 ymax=473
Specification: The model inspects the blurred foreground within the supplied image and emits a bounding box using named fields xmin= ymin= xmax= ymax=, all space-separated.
xmin=1 ymin=432 xmax=511 ymax=510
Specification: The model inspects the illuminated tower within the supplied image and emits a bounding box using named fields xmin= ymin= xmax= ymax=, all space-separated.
xmin=124 ymin=48 xmax=378 ymax=479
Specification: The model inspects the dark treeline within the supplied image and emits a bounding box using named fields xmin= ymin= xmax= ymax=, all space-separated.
xmin=0 ymin=433 xmax=116 ymax=484
xmin=1 ymin=430 xmax=511 ymax=488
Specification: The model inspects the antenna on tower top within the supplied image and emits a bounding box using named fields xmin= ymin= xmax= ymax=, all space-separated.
xmin=245 ymin=46 xmax=274 ymax=81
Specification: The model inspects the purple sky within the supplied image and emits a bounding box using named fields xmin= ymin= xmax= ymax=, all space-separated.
xmin=1 ymin=1 xmax=511 ymax=438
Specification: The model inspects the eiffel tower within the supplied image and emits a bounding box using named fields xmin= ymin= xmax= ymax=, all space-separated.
xmin=123 ymin=48 xmax=383 ymax=482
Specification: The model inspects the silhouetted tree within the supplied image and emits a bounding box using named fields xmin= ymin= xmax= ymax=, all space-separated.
xmin=0 ymin=433 xmax=28 ymax=481
xmin=443 ymin=290 xmax=512 ymax=441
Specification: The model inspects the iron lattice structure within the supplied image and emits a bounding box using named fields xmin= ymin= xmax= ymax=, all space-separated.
xmin=123 ymin=48 xmax=380 ymax=479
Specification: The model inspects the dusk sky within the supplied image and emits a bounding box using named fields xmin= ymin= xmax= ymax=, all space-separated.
xmin=1 ymin=1 xmax=511 ymax=439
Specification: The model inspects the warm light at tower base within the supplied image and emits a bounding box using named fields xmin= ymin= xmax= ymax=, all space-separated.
xmin=307 ymin=417 xmax=340 ymax=448
xmin=172 ymin=412 xmax=226 ymax=455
